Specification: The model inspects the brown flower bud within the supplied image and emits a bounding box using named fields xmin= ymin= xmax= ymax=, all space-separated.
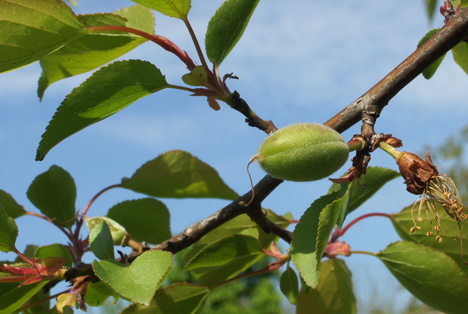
xmin=397 ymin=152 xmax=438 ymax=195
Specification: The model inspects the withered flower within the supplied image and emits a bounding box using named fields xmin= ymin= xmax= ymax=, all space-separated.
xmin=379 ymin=140 xmax=468 ymax=263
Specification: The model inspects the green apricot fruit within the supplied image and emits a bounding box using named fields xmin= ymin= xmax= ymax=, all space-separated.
xmin=256 ymin=123 xmax=349 ymax=182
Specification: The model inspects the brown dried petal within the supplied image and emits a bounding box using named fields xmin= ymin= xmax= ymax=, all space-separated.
xmin=398 ymin=152 xmax=439 ymax=195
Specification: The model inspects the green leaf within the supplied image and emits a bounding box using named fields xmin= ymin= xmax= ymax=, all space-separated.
xmin=36 ymin=244 xmax=74 ymax=267
xmin=417 ymin=29 xmax=445 ymax=79
xmin=376 ymin=241 xmax=468 ymax=314
xmin=88 ymin=221 xmax=115 ymax=260
xmin=425 ymin=0 xmax=437 ymax=21
xmin=26 ymin=165 xmax=76 ymax=228
xmin=85 ymin=281 xmax=119 ymax=307
xmin=452 ymin=41 xmax=468 ymax=75
xmin=92 ymin=250 xmax=173 ymax=306
xmin=131 ymin=0 xmax=191 ymax=19
xmin=183 ymin=209 xmax=291 ymax=264
xmin=329 ymin=167 xmax=400 ymax=215
xmin=85 ymin=216 xmax=127 ymax=246
xmin=107 ymin=198 xmax=171 ymax=245
xmin=121 ymin=283 xmax=209 ymax=314
xmin=36 ymin=59 xmax=168 ymax=161
xmin=0 ymin=274 xmax=19 ymax=298
xmin=121 ymin=150 xmax=239 ymax=200
xmin=391 ymin=201 xmax=468 ymax=273
xmin=297 ymin=259 xmax=356 ymax=314
xmin=38 ymin=5 xmax=155 ymax=99
xmin=291 ymin=190 xmax=346 ymax=288
xmin=334 ymin=182 xmax=352 ymax=229
xmin=205 ymin=0 xmax=260 ymax=66
xmin=280 ymin=266 xmax=299 ymax=305
xmin=0 ymin=0 xmax=85 ymax=73
xmin=0 ymin=190 xmax=26 ymax=219
xmin=184 ymin=234 xmax=264 ymax=287
xmin=0 ymin=205 xmax=18 ymax=253
xmin=0 ymin=281 xmax=48 ymax=314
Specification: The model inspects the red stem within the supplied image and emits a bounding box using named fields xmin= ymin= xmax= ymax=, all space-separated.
xmin=86 ymin=26 xmax=196 ymax=70
xmin=331 ymin=212 xmax=392 ymax=242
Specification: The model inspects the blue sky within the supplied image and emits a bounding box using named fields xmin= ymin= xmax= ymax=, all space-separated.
xmin=1 ymin=0 xmax=467 ymax=312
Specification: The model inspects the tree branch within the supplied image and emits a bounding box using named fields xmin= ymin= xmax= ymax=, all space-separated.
xmin=150 ymin=174 xmax=284 ymax=254
xmin=325 ymin=7 xmax=468 ymax=133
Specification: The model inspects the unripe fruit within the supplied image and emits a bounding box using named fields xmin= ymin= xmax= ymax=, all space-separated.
xmin=255 ymin=123 xmax=349 ymax=182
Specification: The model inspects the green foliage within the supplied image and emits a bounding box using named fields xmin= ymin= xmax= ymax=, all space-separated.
xmin=377 ymin=241 xmax=468 ymax=314
xmin=121 ymin=150 xmax=239 ymax=200
xmin=2 ymin=0 xmax=468 ymax=313
xmin=36 ymin=60 xmax=169 ymax=160
xmin=0 ymin=281 xmax=48 ymax=314
xmin=38 ymin=5 xmax=155 ymax=99
xmin=121 ymin=283 xmax=209 ymax=314
xmin=0 ymin=205 xmax=18 ymax=253
xmin=184 ymin=234 xmax=264 ymax=287
xmin=26 ymin=165 xmax=77 ymax=229
xmin=107 ymin=198 xmax=171 ymax=244
xmin=89 ymin=221 xmax=116 ymax=260
xmin=36 ymin=244 xmax=74 ymax=268
xmin=279 ymin=266 xmax=299 ymax=305
xmin=205 ymin=0 xmax=260 ymax=66
xmin=92 ymin=250 xmax=173 ymax=305
xmin=131 ymin=0 xmax=191 ymax=19
xmin=0 ymin=190 xmax=26 ymax=219
xmin=329 ymin=167 xmax=400 ymax=216
xmin=0 ymin=0 xmax=85 ymax=73
xmin=297 ymin=259 xmax=356 ymax=314
xmin=417 ymin=29 xmax=446 ymax=79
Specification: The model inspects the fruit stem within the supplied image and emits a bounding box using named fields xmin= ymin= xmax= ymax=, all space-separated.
xmin=378 ymin=141 xmax=405 ymax=162
xmin=347 ymin=137 xmax=367 ymax=152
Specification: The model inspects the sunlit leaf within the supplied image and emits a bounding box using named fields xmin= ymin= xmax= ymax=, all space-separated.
xmin=377 ymin=241 xmax=468 ymax=314
xmin=85 ymin=216 xmax=127 ymax=246
xmin=297 ymin=259 xmax=356 ymax=314
xmin=291 ymin=190 xmax=347 ymax=288
xmin=121 ymin=283 xmax=209 ymax=314
xmin=121 ymin=150 xmax=239 ymax=200
xmin=26 ymin=165 xmax=76 ymax=228
xmin=38 ymin=5 xmax=155 ymax=99
xmin=205 ymin=0 xmax=260 ymax=66
xmin=92 ymin=250 xmax=173 ymax=306
xmin=0 ymin=0 xmax=85 ymax=73
xmin=36 ymin=59 xmax=168 ymax=160
xmin=0 ymin=190 xmax=26 ymax=219
xmin=131 ymin=0 xmax=191 ymax=19
xmin=107 ymin=198 xmax=171 ymax=245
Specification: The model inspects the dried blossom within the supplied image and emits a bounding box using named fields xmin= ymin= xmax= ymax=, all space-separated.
xmin=408 ymin=171 xmax=468 ymax=263
xmin=397 ymin=152 xmax=438 ymax=195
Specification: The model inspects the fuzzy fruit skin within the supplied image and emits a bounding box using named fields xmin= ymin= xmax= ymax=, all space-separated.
xmin=257 ymin=123 xmax=349 ymax=182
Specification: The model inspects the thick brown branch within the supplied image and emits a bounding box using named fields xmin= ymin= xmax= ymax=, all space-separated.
xmin=325 ymin=7 xmax=468 ymax=133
